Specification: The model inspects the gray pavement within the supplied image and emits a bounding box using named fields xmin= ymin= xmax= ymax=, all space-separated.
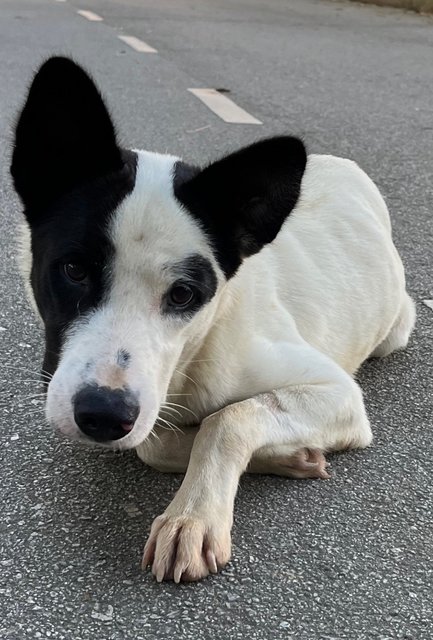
xmin=0 ymin=0 xmax=432 ymax=638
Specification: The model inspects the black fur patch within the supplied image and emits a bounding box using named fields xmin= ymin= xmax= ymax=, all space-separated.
xmin=174 ymin=137 xmax=307 ymax=278
xmin=11 ymin=57 xmax=137 ymax=374
xmin=161 ymin=254 xmax=218 ymax=317
xmin=30 ymin=151 xmax=137 ymax=375
xmin=172 ymin=161 xmax=200 ymax=192
xmin=11 ymin=57 xmax=124 ymax=217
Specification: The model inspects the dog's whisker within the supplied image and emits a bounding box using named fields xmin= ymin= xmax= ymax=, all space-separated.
xmin=178 ymin=359 xmax=217 ymax=364
xmin=148 ymin=429 xmax=162 ymax=446
xmin=2 ymin=377 xmax=51 ymax=387
xmin=0 ymin=389 xmax=47 ymax=397
xmin=2 ymin=394 xmax=47 ymax=403
xmin=156 ymin=416 xmax=182 ymax=434
xmin=174 ymin=369 xmax=199 ymax=388
xmin=156 ymin=415 xmax=177 ymax=428
xmin=155 ymin=421 xmax=176 ymax=433
xmin=12 ymin=399 xmax=47 ymax=408
xmin=160 ymin=405 xmax=182 ymax=418
xmin=165 ymin=393 xmax=192 ymax=397
xmin=13 ymin=409 xmax=46 ymax=419
xmin=17 ymin=407 xmax=46 ymax=415
xmin=155 ymin=420 xmax=182 ymax=446
xmin=164 ymin=402 xmax=199 ymax=421
xmin=1 ymin=378 xmax=51 ymax=387
xmin=0 ymin=394 xmax=46 ymax=404
xmin=159 ymin=411 xmax=182 ymax=423
xmin=1 ymin=365 xmax=53 ymax=380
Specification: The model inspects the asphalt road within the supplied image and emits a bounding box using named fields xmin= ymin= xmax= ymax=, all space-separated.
xmin=0 ymin=1 xmax=432 ymax=639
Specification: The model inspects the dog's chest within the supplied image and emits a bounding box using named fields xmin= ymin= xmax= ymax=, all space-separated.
xmin=168 ymin=321 xmax=305 ymax=424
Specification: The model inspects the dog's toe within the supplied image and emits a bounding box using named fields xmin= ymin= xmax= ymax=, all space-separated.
xmin=142 ymin=514 xmax=231 ymax=583
xmin=253 ymin=447 xmax=330 ymax=479
xmin=281 ymin=448 xmax=330 ymax=479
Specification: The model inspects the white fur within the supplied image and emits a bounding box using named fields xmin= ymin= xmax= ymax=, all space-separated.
xmin=23 ymin=151 xmax=414 ymax=582
xmin=18 ymin=221 xmax=42 ymax=322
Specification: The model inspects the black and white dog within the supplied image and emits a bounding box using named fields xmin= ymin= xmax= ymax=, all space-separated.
xmin=11 ymin=57 xmax=415 ymax=583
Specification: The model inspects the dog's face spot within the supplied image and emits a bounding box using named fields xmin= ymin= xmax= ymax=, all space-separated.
xmin=117 ymin=349 xmax=131 ymax=369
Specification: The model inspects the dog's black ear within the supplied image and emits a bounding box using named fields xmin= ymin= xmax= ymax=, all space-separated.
xmin=11 ymin=57 xmax=122 ymax=218
xmin=175 ymin=136 xmax=307 ymax=278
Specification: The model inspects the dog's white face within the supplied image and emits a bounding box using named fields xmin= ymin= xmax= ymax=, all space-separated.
xmin=45 ymin=151 xmax=224 ymax=448
xmin=11 ymin=57 xmax=306 ymax=449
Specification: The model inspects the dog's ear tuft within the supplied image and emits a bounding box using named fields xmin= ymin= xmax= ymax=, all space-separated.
xmin=175 ymin=136 xmax=307 ymax=278
xmin=11 ymin=57 xmax=123 ymax=218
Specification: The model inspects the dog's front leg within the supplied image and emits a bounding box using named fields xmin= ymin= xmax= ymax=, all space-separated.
xmin=142 ymin=349 xmax=372 ymax=583
xmin=142 ymin=400 xmax=257 ymax=582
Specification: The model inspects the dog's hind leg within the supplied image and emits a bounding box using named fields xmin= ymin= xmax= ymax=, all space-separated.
xmin=370 ymin=293 xmax=416 ymax=358
xmin=248 ymin=445 xmax=330 ymax=479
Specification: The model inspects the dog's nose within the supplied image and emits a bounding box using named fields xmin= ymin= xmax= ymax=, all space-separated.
xmin=73 ymin=385 xmax=139 ymax=442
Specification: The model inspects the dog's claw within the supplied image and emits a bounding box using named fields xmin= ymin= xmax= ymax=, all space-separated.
xmin=156 ymin=566 xmax=165 ymax=583
xmin=206 ymin=549 xmax=218 ymax=574
xmin=173 ymin=564 xmax=183 ymax=584
xmin=141 ymin=539 xmax=155 ymax=569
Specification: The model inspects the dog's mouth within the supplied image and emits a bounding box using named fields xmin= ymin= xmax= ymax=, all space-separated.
xmin=51 ymin=413 xmax=157 ymax=451
xmin=46 ymin=378 xmax=160 ymax=450
xmin=77 ymin=418 xmax=136 ymax=443
xmin=120 ymin=422 xmax=134 ymax=433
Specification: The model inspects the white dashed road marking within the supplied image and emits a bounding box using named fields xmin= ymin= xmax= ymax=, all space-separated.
xmin=77 ymin=10 xmax=103 ymax=22
xmin=188 ymin=88 xmax=262 ymax=124
xmin=70 ymin=11 xmax=261 ymax=125
xmin=423 ymin=300 xmax=433 ymax=311
xmin=118 ymin=35 xmax=157 ymax=53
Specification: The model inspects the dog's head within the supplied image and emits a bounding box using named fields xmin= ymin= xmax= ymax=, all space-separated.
xmin=11 ymin=57 xmax=307 ymax=448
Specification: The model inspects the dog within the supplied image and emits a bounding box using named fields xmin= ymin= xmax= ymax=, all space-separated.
xmin=10 ymin=57 xmax=415 ymax=583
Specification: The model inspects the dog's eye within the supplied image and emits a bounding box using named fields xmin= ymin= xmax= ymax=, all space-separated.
xmin=63 ymin=263 xmax=88 ymax=284
xmin=168 ymin=284 xmax=195 ymax=308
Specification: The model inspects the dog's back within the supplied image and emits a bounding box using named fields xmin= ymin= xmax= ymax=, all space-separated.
xmin=272 ymin=154 xmax=408 ymax=369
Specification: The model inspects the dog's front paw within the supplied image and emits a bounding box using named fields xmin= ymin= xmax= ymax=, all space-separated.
xmin=142 ymin=513 xmax=231 ymax=583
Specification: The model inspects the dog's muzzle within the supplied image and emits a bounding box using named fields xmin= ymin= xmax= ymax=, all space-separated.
xmin=73 ymin=384 xmax=139 ymax=442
